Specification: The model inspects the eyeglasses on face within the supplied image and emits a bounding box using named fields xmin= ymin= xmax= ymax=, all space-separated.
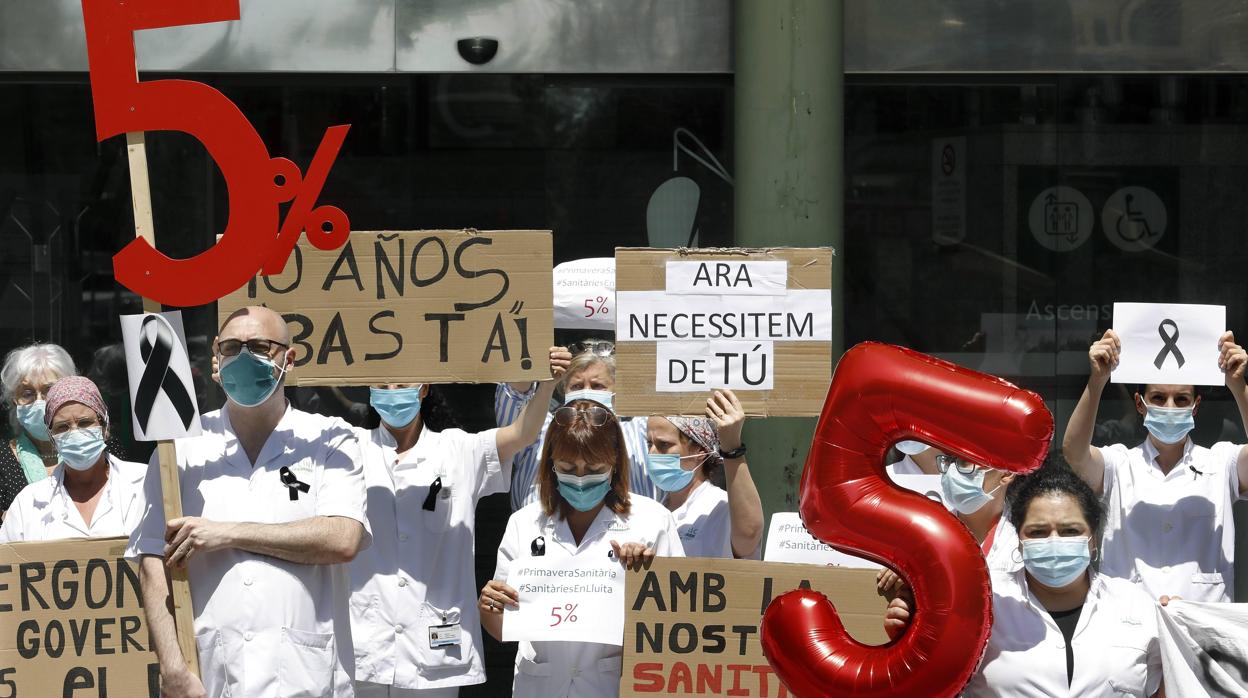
xmin=936 ymin=454 xmax=982 ymax=475
xmin=568 ymin=340 xmax=615 ymax=358
xmin=553 ymin=405 xmax=612 ymax=427
xmin=49 ymin=416 xmax=102 ymax=436
xmin=215 ymin=338 xmax=288 ymax=358
xmin=14 ymin=383 xmax=55 ymax=406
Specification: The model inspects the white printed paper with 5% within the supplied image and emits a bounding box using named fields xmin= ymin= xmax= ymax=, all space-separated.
xmin=501 ymin=555 xmax=626 ymax=646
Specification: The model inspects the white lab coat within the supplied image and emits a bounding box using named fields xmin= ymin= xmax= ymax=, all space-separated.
xmin=496 ymin=496 xmax=684 ymax=698
xmin=127 ymin=406 xmax=370 ymax=698
xmin=966 ymin=569 xmax=1162 ymax=697
xmin=669 ymin=480 xmax=733 ymax=559
xmin=348 ymin=426 xmax=505 ymax=691
xmin=1098 ymin=439 xmax=1241 ymax=602
xmin=0 ymin=455 xmax=146 ymax=542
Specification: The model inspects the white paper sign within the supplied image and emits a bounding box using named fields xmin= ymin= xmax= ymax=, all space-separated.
xmin=664 ymin=260 xmax=788 ymax=296
xmin=764 ymin=476 xmax=946 ymax=569
xmin=502 ymin=555 xmax=625 ymax=646
xmin=616 ymin=290 xmax=831 ymax=342
xmin=931 ymin=137 xmax=966 ymax=245
xmin=1111 ymin=302 xmax=1226 ymax=386
xmin=764 ymin=513 xmax=882 ymax=569
xmin=120 ymin=312 xmax=202 ymax=441
xmin=553 ymin=257 xmax=615 ymax=331
xmin=655 ymin=340 xmax=774 ymax=391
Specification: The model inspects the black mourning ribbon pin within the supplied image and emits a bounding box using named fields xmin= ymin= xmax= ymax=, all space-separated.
xmin=1153 ymin=319 xmax=1186 ymax=370
xmin=135 ymin=315 xmax=196 ymax=432
xmin=422 ymin=477 xmax=442 ymax=511
xmin=531 ymin=535 xmax=546 ymax=557
xmin=279 ymin=466 xmax=311 ymax=501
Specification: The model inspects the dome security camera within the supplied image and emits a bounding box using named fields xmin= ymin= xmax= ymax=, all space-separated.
xmin=457 ymin=37 xmax=499 ymax=65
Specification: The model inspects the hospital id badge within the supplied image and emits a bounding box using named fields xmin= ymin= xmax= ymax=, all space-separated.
xmin=429 ymin=623 xmax=461 ymax=648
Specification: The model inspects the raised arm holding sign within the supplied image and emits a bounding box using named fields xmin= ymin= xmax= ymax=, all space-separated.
xmin=1062 ymin=310 xmax=1248 ymax=605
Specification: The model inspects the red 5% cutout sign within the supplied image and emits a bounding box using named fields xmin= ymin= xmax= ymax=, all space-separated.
xmin=760 ymin=342 xmax=1052 ymax=697
xmin=81 ymin=0 xmax=350 ymax=307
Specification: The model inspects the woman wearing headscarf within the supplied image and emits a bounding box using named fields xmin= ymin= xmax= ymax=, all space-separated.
xmin=647 ymin=389 xmax=764 ymax=558
xmin=0 ymin=376 xmax=147 ymax=541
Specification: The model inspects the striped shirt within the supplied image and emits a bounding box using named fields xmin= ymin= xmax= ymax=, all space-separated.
xmin=494 ymin=383 xmax=658 ymax=511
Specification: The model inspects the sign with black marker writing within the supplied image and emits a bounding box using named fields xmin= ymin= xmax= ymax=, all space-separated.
xmin=620 ymin=558 xmax=884 ymax=697
xmin=1111 ymin=302 xmax=1225 ymax=386
xmin=614 ymin=247 xmax=833 ymax=416
xmin=219 ymin=230 xmax=554 ymax=384
xmin=0 ymin=538 xmax=158 ymax=697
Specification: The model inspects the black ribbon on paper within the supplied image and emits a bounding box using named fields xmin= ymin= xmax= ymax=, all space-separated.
xmin=1153 ymin=319 xmax=1186 ymax=369
xmin=280 ymin=466 xmax=311 ymax=501
xmin=135 ymin=314 xmax=196 ymax=433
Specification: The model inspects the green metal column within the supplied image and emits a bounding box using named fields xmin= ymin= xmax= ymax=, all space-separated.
xmin=734 ymin=0 xmax=843 ymax=528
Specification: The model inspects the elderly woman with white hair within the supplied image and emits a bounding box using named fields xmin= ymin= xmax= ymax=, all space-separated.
xmin=0 ymin=376 xmax=147 ymax=542
xmin=0 ymin=343 xmax=78 ymax=516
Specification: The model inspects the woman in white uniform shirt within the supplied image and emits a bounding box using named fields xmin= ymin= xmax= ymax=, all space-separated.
xmin=885 ymin=463 xmax=1164 ymax=697
xmin=646 ymin=389 xmax=763 ymax=559
xmin=0 ymin=376 xmax=145 ymax=542
xmin=349 ymin=348 xmax=568 ymax=698
xmin=480 ymin=400 xmax=684 ymax=698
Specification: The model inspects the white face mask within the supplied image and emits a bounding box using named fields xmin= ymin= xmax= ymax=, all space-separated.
xmin=564 ymin=389 xmax=614 ymax=410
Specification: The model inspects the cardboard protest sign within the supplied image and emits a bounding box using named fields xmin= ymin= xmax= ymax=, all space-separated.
xmin=502 ymin=555 xmax=625 ymax=646
xmin=614 ymin=248 xmax=834 ymax=416
xmin=1111 ymin=302 xmax=1226 ymax=386
xmin=120 ymin=312 xmax=202 ymax=441
xmin=621 ymin=558 xmax=884 ymax=697
xmin=219 ymin=230 xmax=554 ymax=385
xmin=553 ymin=258 xmax=615 ymax=331
xmin=0 ymin=538 xmax=158 ymax=697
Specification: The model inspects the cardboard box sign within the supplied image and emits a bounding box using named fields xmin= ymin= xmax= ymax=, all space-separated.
xmin=614 ymin=247 xmax=834 ymax=416
xmin=219 ymin=230 xmax=554 ymax=385
xmin=0 ymin=538 xmax=158 ymax=698
xmin=621 ymin=558 xmax=885 ymax=697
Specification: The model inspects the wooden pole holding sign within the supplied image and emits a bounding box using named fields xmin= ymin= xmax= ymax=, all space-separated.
xmin=124 ymin=131 xmax=201 ymax=677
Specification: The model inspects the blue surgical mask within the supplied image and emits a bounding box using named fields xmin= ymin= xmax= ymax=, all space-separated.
xmin=17 ymin=400 xmax=49 ymax=441
xmin=1022 ymin=536 xmax=1092 ymax=588
xmin=219 ymin=348 xmax=286 ymax=408
xmin=1143 ymin=405 xmax=1195 ymax=445
xmin=896 ymin=440 xmax=929 ymax=456
xmin=647 ymin=452 xmax=706 ymax=492
xmin=52 ymin=426 xmax=107 ymax=472
xmin=564 ymin=389 xmax=614 ymax=410
xmin=555 ymin=470 xmax=612 ymax=511
xmin=940 ymin=466 xmax=1000 ymax=515
xmin=370 ymin=386 xmax=423 ymax=428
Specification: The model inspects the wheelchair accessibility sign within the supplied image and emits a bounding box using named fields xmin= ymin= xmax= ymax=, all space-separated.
xmin=1101 ymin=186 xmax=1167 ymax=252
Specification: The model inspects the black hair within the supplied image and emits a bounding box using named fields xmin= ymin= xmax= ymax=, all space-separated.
xmin=417 ymin=385 xmax=460 ymax=432
xmin=1007 ymin=454 xmax=1104 ymax=539
xmin=366 ymin=384 xmax=460 ymax=432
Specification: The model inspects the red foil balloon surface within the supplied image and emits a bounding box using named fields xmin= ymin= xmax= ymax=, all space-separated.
xmin=760 ymin=342 xmax=1052 ymax=697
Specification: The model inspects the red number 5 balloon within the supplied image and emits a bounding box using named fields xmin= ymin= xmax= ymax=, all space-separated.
xmin=760 ymin=342 xmax=1052 ymax=697
xmin=82 ymin=0 xmax=351 ymax=307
